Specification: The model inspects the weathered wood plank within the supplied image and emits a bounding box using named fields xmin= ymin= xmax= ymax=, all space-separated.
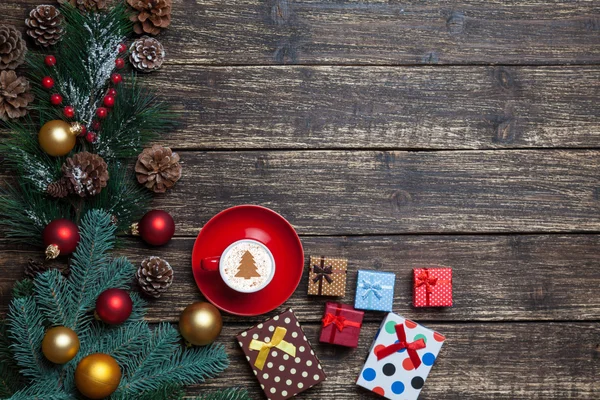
xmin=146 ymin=65 xmax=600 ymax=149
xmin=190 ymin=322 xmax=600 ymax=399
xmin=2 ymin=234 xmax=600 ymax=323
xmin=141 ymin=150 xmax=599 ymax=235
xmin=3 ymin=0 xmax=599 ymax=65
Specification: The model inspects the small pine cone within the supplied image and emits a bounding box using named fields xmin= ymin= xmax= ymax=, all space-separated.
xmin=25 ymin=5 xmax=65 ymax=48
xmin=62 ymin=151 xmax=109 ymax=197
xmin=0 ymin=70 xmax=34 ymax=121
xmin=127 ymin=0 xmax=172 ymax=36
xmin=129 ymin=36 xmax=165 ymax=73
xmin=136 ymin=256 xmax=173 ymax=298
xmin=24 ymin=259 xmax=48 ymax=279
xmin=0 ymin=25 xmax=26 ymax=70
xmin=135 ymin=145 xmax=182 ymax=193
xmin=59 ymin=0 xmax=109 ymax=12
xmin=46 ymin=178 xmax=70 ymax=198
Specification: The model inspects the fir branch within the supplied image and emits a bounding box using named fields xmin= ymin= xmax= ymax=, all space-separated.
xmin=6 ymin=298 xmax=50 ymax=380
xmin=8 ymin=377 xmax=70 ymax=400
xmin=112 ymin=384 xmax=185 ymax=400
xmin=195 ymin=388 xmax=251 ymax=400
xmin=33 ymin=270 xmax=71 ymax=326
xmin=12 ymin=280 xmax=34 ymax=299
xmin=0 ymin=321 xmax=23 ymax=397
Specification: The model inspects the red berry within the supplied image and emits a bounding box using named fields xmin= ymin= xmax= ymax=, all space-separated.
xmin=79 ymin=125 xmax=87 ymax=137
xmin=107 ymin=88 xmax=117 ymax=97
xmin=110 ymin=73 xmax=122 ymax=85
xmin=63 ymin=105 xmax=75 ymax=118
xmin=50 ymin=93 xmax=63 ymax=105
xmin=117 ymin=43 xmax=127 ymax=54
xmin=96 ymin=107 xmax=108 ymax=119
xmin=91 ymin=120 xmax=101 ymax=131
xmin=115 ymin=58 xmax=125 ymax=69
xmin=103 ymin=95 xmax=115 ymax=107
xmin=85 ymin=131 xmax=97 ymax=143
xmin=44 ymin=55 xmax=56 ymax=67
xmin=41 ymin=76 xmax=54 ymax=89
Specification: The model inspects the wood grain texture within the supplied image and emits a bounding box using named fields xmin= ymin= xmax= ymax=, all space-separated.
xmin=1 ymin=0 xmax=599 ymax=65
xmin=118 ymin=150 xmax=600 ymax=235
xmin=2 ymin=234 xmax=600 ymax=323
xmin=191 ymin=322 xmax=600 ymax=399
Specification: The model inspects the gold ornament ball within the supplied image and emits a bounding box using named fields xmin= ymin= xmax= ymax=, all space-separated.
xmin=75 ymin=353 xmax=121 ymax=399
xmin=41 ymin=326 xmax=80 ymax=364
xmin=179 ymin=302 xmax=222 ymax=346
xmin=38 ymin=120 xmax=81 ymax=156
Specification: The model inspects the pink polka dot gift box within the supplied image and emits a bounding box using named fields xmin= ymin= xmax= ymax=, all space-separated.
xmin=236 ymin=308 xmax=326 ymax=400
xmin=412 ymin=267 xmax=453 ymax=307
xmin=356 ymin=313 xmax=446 ymax=400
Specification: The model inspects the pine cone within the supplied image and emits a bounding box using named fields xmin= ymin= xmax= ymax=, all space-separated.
xmin=62 ymin=152 xmax=109 ymax=197
xmin=25 ymin=5 xmax=65 ymax=48
xmin=47 ymin=178 xmax=70 ymax=198
xmin=127 ymin=0 xmax=172 ymax=36
xmin=59 ymin=0 xmax=109 ymax=12
xmin=136 ymin=256 xmax=173 ymax=298
xmin=0 ymin=70 xmax=34 ymax=121
xmin=0 ymin=25 xmax=26 ymax=70
xmin=24 ymin=259 xmax=48 ymax=279
xmin=135 ymin=145 xmax=181 ymax=193
xmin=129 ymin=36 xmax=165 ymax=73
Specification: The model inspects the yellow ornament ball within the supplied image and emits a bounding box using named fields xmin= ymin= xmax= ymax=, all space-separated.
xmin=41 ymin=326 xmax=80 ymax=364
xmin=75 ymin=353 xmax=121 ymax=399
xmin=179 ymin=302 xmax=222 ymax=346
xmin=38 ymin=120 xmax=82 ymax=156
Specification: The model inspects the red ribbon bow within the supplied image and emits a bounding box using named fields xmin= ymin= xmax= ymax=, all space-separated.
xmin=415 ymin=269 xmax=449 ymax=306
xmin=322 ymin=313 xmax=361 ymax=332
xmin=375 ymin=323 xmax=426 ymax=368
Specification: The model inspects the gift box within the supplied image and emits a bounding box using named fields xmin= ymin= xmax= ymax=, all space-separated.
xmin=308 ymin=256 xmax=348 ymax=297
xmin=354 ymin=270 xmax=395 ymax=312
xmin=413 ymin=267 xmax=453 ymax=307
xmin=236 ymin=309 xmax=326 ymax=400
xmin=319 ymin=302 xmax=364 ymax=348
xmin=356 ymin=313 xmax=446 ymax=400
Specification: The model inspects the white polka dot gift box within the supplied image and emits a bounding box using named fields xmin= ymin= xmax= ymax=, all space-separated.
xmin=308 ymin=255 xmax=348 ymax=297
xmin=356 ymin=313 xmax=446 ymax=400
xmin=236 ymin=308 xmax=326 ymax=400
xmin=413 ymin=267 xmax=453 ymax=307
xmin=354 ymin=270 xmax=396 ymax=312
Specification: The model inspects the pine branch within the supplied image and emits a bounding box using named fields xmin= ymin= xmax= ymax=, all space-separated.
xmin=195 ymin=388 xmax=251 ymax=400
xmin=12 ymin=280 xmax=34 ymax=299
xmin=0 ymin=321 xmax=23 ymax=397
xmin=33 ymin=270 xmax=71 ymax=326
xmin=8 ymin=377 xmax=70 ymax=400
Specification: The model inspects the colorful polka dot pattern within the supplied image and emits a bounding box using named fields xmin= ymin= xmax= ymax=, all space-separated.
xmin=413 ymin=267 xmax=453 ymax=307
xmin=356 ymin=313 xmax=446 ymax=400
xmin=237 ymin=308 xmax=326 ymax=400
xmin=354 ymin=270 xmax=395 ymax=312
xmin=308 ymin=256 xmax=348 ymax=297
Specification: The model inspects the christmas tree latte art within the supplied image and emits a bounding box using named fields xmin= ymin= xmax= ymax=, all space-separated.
xmin=221 ymin=239 xmax=275 ymax=292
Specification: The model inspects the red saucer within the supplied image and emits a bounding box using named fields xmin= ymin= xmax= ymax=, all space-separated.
xmin=192 ymin=205 xmax=304 ymax=316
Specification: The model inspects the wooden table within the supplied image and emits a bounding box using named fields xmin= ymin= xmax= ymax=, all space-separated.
xmin=2 ymin=1 xmax=599 ymax=398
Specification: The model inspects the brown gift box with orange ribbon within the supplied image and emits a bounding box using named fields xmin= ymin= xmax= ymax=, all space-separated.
xmin=308 ymin=256 xmax=348 ymax=297
xmin=412 ymin=267 xmax=453 ymax=307
xmin=236 ymin=308 xmax=326 ymax=400
xmin=319 ymin=302 xmax=364 ymax=348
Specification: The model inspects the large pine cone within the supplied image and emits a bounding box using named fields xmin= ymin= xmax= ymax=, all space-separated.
xmin=135 ymin=145 xmax=181 ymax=193
xmin=62 ymin=152 xmax=109 ymax=197
xmin=0 ymin=25 xmax=26 ymax=70
xmin=130 ymin=36 xmax=165 ymax=73
xmin=136 ymin=256 xmax=173 ymax=298
xmin=0 ymin=70 xmax=34 ymax=121
xmin=59 ymin=0 xmax=109 ymax=12
xmin=127 ymin=0 xmax=172 ymax=36
xmin=25 ymin=5 xmax=65 ymax=48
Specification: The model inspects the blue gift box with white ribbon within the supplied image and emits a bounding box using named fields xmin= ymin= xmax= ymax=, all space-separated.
xmin=354 ymin=270 xmax=396 ymax=312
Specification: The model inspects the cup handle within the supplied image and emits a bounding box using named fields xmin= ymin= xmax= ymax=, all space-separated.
xmin=201 ymin=256 xmax=220 ymax=271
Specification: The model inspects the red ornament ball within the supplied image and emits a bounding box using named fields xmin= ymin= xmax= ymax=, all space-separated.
xmin=117 ymin=43 xmax=126 ymax=54
xmin=44 ymin=55 xmax=56 ymax=67
xmin=115 ymin=58 xmax=125 ymax=69
xmin=110 ymin=73 xmax=122 ymax=85
xmin=50 ymin=93 xmax=63 ymax=105
xmin=107 ymin=88 xmax=117 ymax=97
xmin=103 ymin=95 xmax=115 ymax=107
xmin=42 ymin=219 xmax=80 ymax=259
xmin=96 ymin=289 xmax=133 ymax=325
xmin=96 ymin=107 xmax=108 ymax=119
xmin=137 ymin=210 xmax=175 ymax=246
xmin=85 ymin=131 xmax=97 ymax=143
xmin=63 ymin=105 xmax=75 ymax=118
xmin=42 ymin=76 xmax=54 ymax=89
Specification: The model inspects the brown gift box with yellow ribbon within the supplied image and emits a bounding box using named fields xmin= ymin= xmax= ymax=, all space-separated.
xmin=307 ymin=256 xmax=348 ymax=297
xmin=236 ymin=308 xmax=326 ymax=400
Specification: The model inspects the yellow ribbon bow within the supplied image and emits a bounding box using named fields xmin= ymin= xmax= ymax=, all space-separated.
xmin=249 ymin=326 xmax=296 ymax=370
